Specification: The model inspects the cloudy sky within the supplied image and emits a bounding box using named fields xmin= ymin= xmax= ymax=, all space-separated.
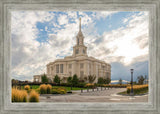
xmin=11 ymin=11 xmax=149 ymax=82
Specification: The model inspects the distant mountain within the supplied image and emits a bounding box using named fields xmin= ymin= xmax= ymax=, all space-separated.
xmin=111 ymin=80 xmax=129 ymax=84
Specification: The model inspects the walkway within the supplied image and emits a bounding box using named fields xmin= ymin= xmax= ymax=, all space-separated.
xmin=39 ymin=88 xmax=148 ymax=102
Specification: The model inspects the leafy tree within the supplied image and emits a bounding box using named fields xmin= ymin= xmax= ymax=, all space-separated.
xmin=41 ymin=73 xmax=48 ymax=83
xmin=88 ymin=75 xmax=96 ymax=83
xmin=83 ymin=76 xmax=88 ymax=82
xmin=67 ymin=76 xmax=72 ymax=84
xmin=54 ymin=75 xmax=60 ymax=84
xmin=98 ymin=77 xmax=104 ymax=84
xmin=104 ymin=77 xmax=111 ymax=84
xmin=137 ymin=75 xmax=145 ymax=85
xmin=119 ymin=78 xmax=122 ymax=85
xmin=72 ymin=74 xmax=79 ymax=86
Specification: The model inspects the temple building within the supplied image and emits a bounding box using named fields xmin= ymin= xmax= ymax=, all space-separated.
xmin=33 ymin=18 xmax=111 ymax=83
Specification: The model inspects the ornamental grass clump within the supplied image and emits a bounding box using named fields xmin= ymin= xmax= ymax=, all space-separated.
xmin=29 ymin=90 xmax=39 ymax=102
xmin=12 ymin=88 xmax=28 ymax=102
xmin=24 ymin=85 xmax=30 ymax=92
xmin=46 ymin=84 xmax=52 ymax=94
xmin=52 ymin=87 xmax=67 ymax=94
xmin=127 ymin=84 xmax=148 ymax=94
xmin=85 ymin=83 xmax=95 ymax=88
xmin=40 ymin=84 xmax=47 ymax=94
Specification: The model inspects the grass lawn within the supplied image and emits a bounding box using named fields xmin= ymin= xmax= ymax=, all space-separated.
xmin=118 ymin=89 xmax=148 ymax=95
xmin=21 ymin=85 xmax=86 ymax=91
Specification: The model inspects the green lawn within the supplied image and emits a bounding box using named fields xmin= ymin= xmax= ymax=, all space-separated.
xmin=21 ymin=85 xmax=86 ymax=91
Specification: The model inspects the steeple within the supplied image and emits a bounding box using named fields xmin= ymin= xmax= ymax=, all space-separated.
xmin=76 ymin=17 xmax=84 ymax=45
xmin=79 ymin=18 xmax=81 ymax=32
xmin=72 ymin=17 xmax=87 ymax=57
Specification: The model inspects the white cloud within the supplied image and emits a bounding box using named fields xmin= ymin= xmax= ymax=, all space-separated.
xmin=11 ymin=11 xmax=149 ymax=81
xmin=58 ymin=14 xmax=68 ymax=25
xmin=11 ymin=11 xmax=55 ymax=81
xmin=87 ymin=12 xmax=149 ymax=66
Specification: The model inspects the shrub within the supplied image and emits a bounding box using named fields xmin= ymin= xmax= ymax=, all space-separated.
xmin=29 ymin=90 xmax=39 ymax=102
xmin=12 ymin=88 xmax=27 ymax=102
xmin=40 ymin=84 xmax=47 ymax=94
xmin=76 ymin=83 xmax=86 ymax=88
xmin=60 ymin=83 xmax=72 ymax=87
xmin=46 ymin=84 xmax=52 ymax=94
xmin=24 ymin=85 xmax=30 ymax=92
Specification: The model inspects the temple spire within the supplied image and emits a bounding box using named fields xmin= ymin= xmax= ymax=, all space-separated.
xmin=79 ymin=18 xmax=81 ymax=32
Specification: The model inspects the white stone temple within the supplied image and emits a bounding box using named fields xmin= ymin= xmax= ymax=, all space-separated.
xmin=33 ymin=18 xmax=111 ymax=83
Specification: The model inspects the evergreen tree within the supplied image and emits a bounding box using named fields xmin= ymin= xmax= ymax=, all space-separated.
xmin=41 ymin=73 xmax=48 ymax=83
xmin=67 ymin=76 xmax=72 ymax=84
xmin=72 ymin=74 xmax=79 ymax=86
xmin=98 ymin=77 xmax=104 ymax=84
xmin=54 ymin=75 xmax=60 ymax=84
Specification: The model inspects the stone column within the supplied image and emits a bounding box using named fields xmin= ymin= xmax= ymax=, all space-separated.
xmin=72 ymin=61 xmax=77 ymax=76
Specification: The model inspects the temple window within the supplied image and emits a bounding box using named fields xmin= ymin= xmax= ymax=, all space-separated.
xmin=76 ymin=49 xmax=79 ymax=54
xmin=56 ymin=64 xmax=59 ymax=73
xmin=80 ymin=63 xmax=84 ymax=69
xmin=80 ymin=71 xmax=84 ymax=78
xmin=69 ymin=71 xmax=72 ymax=76
xmin=69 ymin=64 xmax=72 ymax=69
xmin=78 ymin=39 xmax=79 ymax=45
xmin=60 ymin=64 xmax=63 ymax=73
xmin=83 ymin=49 xmax=85 ymax=54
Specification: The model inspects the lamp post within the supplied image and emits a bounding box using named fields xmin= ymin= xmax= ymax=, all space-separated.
xmin=130 ymin=69 xmax=134 ymax=96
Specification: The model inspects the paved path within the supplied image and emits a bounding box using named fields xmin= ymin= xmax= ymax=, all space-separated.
xmin=39 ymin=88 xmax=148 ymax=102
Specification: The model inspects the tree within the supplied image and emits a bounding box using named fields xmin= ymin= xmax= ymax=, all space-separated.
xmin=98 ymin=77 xmax=104 ymax=84
xmin=105 ymin=77 xmax=111 ymax=84
xmin=72 ymin=74 xmax=79 ymax=86
xmin=67 ymin=76 xmax=72 ymax=84
xmin=41 ymin=73 xmax=48 ymax=83
xmin=54 ymin=75 xmax=60 ymax=84
xmin=137 ymin=75 xmax=145 ymax=85
xmin=88 ymin=75 xmax=96 ymax=83
xmin=83 ymin=76 xmax=88 ymax=82
xmin=119 ymin=78 xmax=122 ymax=85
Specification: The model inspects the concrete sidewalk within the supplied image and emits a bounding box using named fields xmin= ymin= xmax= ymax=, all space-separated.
xmin=39 ymin=88 xmax=148 ymax=102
